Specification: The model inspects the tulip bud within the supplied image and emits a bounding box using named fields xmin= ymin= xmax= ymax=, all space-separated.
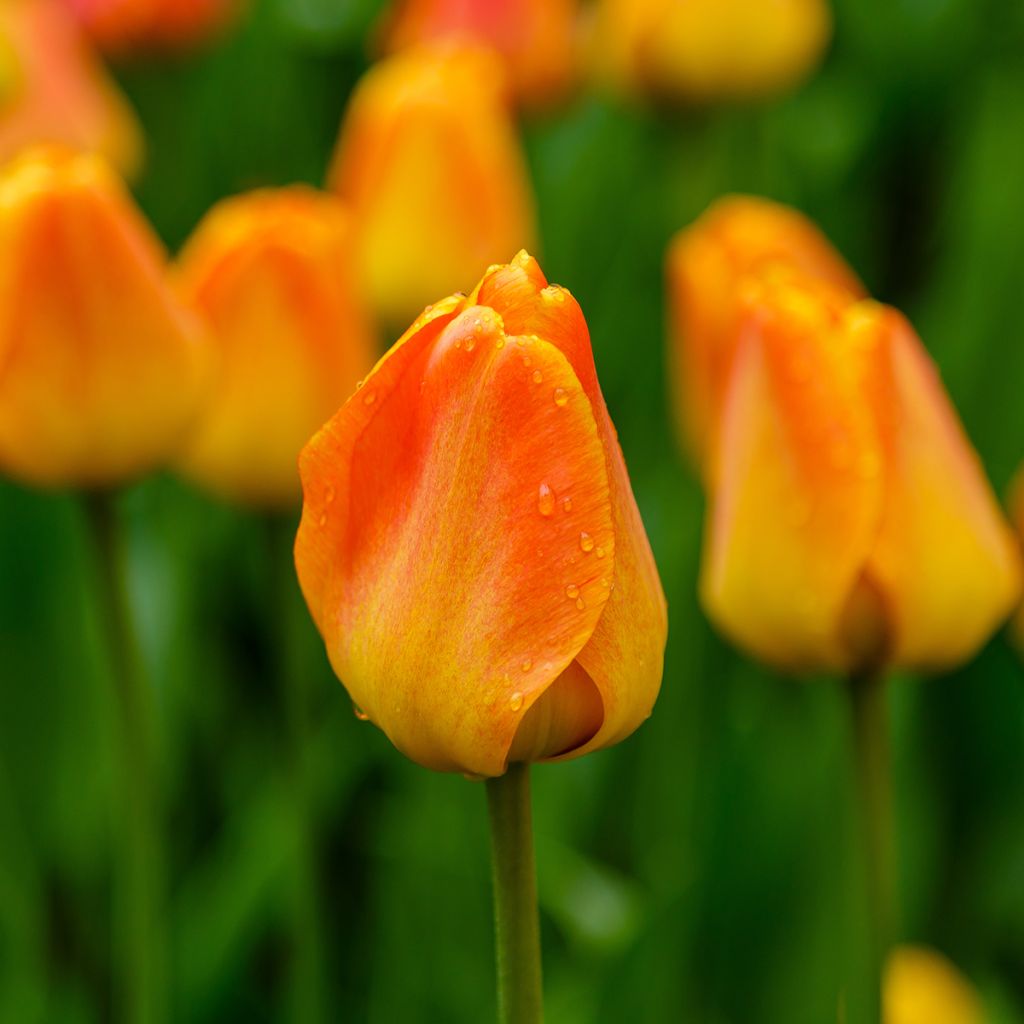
xmin=174 ymin=187 xmax=376 ymax=506
xmin=667 ymin=195 xmax=865 ymax=478
xmin=378 ymin=0 xmax=579 ymax=108
xmin=327 ymin=44 xmax=537 ymax=328
xmin=0 ymin=146 xmax=206 ymax=487
xmin=885 ymin=947 xmax=983 ymax=1024
xmin=295 ymin=251 xmax=666 ymax=777
xmin=698 ymin=268 xmax=1021 ymax=674
xmin=63 ymin=0 xmax=242 ymax=52
xmin=0 ymin=0 xmax=142 ymax=176
xmin=589 ymin=0 xmax=831 ymax=102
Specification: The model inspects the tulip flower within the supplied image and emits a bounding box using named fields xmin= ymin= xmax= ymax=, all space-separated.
xmin=0 ymin=145 xmax=206 ymax=487
xmin=327 ymin=44 xmax=537 ymax=327
xmin=0 ymin=0 xmax=142 ymax=176
xmin=885 ymin=947 xmax=983 ymax=1024
xmin=589 ymin=0 xmax=832 ymax=102
xmin=698 ymin=273 xmax=1021 ymax=675
xmin=63 ymin=0 xmax=242 ymax=52
xmin=1010 ymin=468 xmax=1024 ymax=649
xmin=667 ymin=194 xmax=866 ymax=477
xmin=296 ymin=249 xmax=666 ymax=777
xmin=174 ymin=187 xmax=376 ymax=506
xmin=378 ymin=0 xmax=579 ymax=107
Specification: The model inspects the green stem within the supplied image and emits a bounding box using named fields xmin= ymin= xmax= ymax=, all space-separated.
xmin=85 ymin=492 xmax=165 ymax=1024
xmin=265 ymin=515 xmax=326 ymax=1024
xmin=846 ymin=671 xmax=895 ymax=1024
xmin=485 ymin=763 xmax=543 ymax=1024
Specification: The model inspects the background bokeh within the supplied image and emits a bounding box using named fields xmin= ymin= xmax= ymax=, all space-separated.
xmin=2 ymin=0 xmax=1024 ymax=1020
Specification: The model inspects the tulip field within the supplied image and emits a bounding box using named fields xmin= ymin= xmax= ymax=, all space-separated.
xmin=1 ymin=1 xmax=1023 ymax=1023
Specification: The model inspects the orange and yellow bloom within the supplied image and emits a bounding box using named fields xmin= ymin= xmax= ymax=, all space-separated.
xmin=378 ymin=0 xmax=579 ymax=107
xmin=0 ymin=146 xmax=206 ymax=487
xmin=295 ymin=251 xmax=666 ymax=777
xmin=0 ymin=0 xmax=142 ymax=175
xmin=670 ymin=197 xmax=1021 ymax=673
xmin=885 ymin=946 xmax=984 ymax=1024
xmin=328 ymin=44 xmax=537 ymax=327
xmin=589 ymin=0 xmax=832 ymax=102
xmin=174 ymin=187 xmax=376 ymax=506
xmin=63 ymin=0 xmax=242 ymax=52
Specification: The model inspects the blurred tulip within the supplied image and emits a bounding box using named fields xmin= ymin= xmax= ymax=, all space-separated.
xmin=174 ymin=187 xmax=376 ymax=506
xmin=0 ymin=146 xmax=206 ymax=487
xmin=295 ymin=251 xmax=666 ymax=777
xmin=885 ymin=946 xmax=984 ymax=1024
xmin=0 ymin=0 xmax=142 ymax=176
xmin=1009 ymin=467 xmax=1024 ymax=648
xmin=63 ymin=0 xmax=242 ymax=52
xmin=667 ymin=194 xmax=865 ymax=476
xmin=378 ymin=0 xmax=579 ymax=107
xmin=696 ymin=268 xmax=1020 ymax=674
xmin=589 ymin=0 xmax=832 ymax=102
xmin=327 ymin=44 xmax=537 ymax=327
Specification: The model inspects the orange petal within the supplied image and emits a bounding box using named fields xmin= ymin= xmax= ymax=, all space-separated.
xmin=296 ymin=302 xmax=615 ymax=777
xmin=861 ymin=305 xmax=1022 ymax=669
xmin=0 ymin=146 xmax=206 ymax=487
xmin=473 ymin=251 xmax=668 ymax=757
xmin=701 ymin=276 xmax=883 ymax=671
xmin=174 ymin=187 xmax=376 ymax=506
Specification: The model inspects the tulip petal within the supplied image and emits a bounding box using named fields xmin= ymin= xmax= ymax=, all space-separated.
xmin=296 ymin=302 xmax=616 ymax=776
xmin=702 ymin=279 xmax=883 ymax=671
xmin=861 ymin=306 xmax=1022 ymax=668
xmin=474 ymin=251 xmax=668 ymax=757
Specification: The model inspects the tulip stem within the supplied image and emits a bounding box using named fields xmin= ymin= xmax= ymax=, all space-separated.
xmin=85 ymin=492 xmax=166 ymax=1024
xmin=846 ymin=670 xmax=895 ymax=1024
xmin=485 ymin=762 xmax=544 ymax=1024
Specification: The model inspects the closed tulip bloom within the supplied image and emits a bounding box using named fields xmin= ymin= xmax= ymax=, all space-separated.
xmin=63 ymin=0 xmax=242 ymax=52
xmin=0 ymin=146 xmax=206 ymax=487
xmin=379 ymin=0 xmax=579 ymax=107
xmin=295 ymin=251 xmax=666 ymax=777
xmin=885 ymin=947 xmax=983 ymax=1024
xmin=0 ymin=0 xmax=142 ymax=176
xmin=701 ymin=272 xmax=1021 ymax=673
xmin=590 ymin=0 xmax=831 ymax=102
xmin=667 ymin=195 xmax=865 ymax=476
xmin=328 ymin=44 xmax=537 ymax=327
xmin=174 ymin=188 xmax=376 ymax=506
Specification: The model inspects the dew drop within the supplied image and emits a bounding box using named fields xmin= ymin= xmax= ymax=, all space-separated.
xmin=565 ymin=583 xmax=580 ymax=600
xmin=317 ymin=513 xmax=327 ymax=528
xmin=596 ymin=546 xmax=605 ymax=558
xmin=454 ymin=337 xmax=462 ymax=349
xmin=352 ymin=703 xmax=369 ymax=721
xmin=325 ymin=485 xmax=335 ymax=504
xmin=532 ymin=369 xmax=543 ymax=384
xmin=562 ymin=496 xmax=573 ymax=512
xmin=537 ymin=483 xmax=555 ymax=517
xmin=464 ymin=336 xmax=476 ymax=352
xmin=523 ymin=355 xmax=532 ymax=368
xmin=601 ymin=577 xmax=610 ymax=589
xmin=580 ymin=532 xmax=595 ymax=553
xmin=510 ymin=691 xmax=524 ymax=711
xmin=496 ymin=337 xmax=505 ymax=349
xmin=521 ymin=659 xmax=533 ymax=672
xmin=363 ymin=392 xmax=377 ymax=406
xmin=553 ymin=387 xmax=568 ymax=407
xmin=575 ymin=597 xmax=585 ymax=610
xmin=355 ymin=379 xmax=365 ymax=390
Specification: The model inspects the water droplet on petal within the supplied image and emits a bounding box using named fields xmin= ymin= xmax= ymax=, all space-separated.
xmin=317 ymin=513 xmax=327 ymax=528
xmin=596 ymin=546 xmax=605 ymax=558
xmin=576 ymin=598 xmax=585 ymax=610
xmin=521 ymin=659 xmax=533 ymax=672
xmin=325 ymin=485 xmax=335 ymax=504
xmin=363 ymin=392 xmax=377 ymax=406
xmin=532 ymin=369 xmax=543 ymax=384
xmin=566 ymin=584 xmax=579 ymax=600
xmin=537 ymin=483 xmax=555 ymax=517
xmin=553 ymin=387 xmax=568 ymax=407
xmin=454 ymin=337 xmax=462 ymax=349
xmin=580 ymin=532 xmax=595 ymax=552
xmin=352 ymin=704 xmax=369 ymax=721
xmin=496 ymin=337 xmax=505 ymax=349
xmin=464 ymin=336 xmax=476 ymax=352
xmin=510 ymin=691 xmax=524 ymax=711
xmin=355 ymin=379 xmax=365 ymax=390
xmin=523 ymin=355 xmax=532 ymax=368
xmin=562 ymin=496 xmax=573 ymax=512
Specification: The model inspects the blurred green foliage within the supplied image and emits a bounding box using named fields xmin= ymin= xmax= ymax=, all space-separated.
xmin=2 ymin=0 xmax=1024 ymax=1020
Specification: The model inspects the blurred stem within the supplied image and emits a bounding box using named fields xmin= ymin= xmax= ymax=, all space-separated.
xmin=85 ymin=492 xmax=165 ymax=1024
xmin=485 ymin=763 xmax=543 ymax=1024
xmin=264 ymin=514 xmax=326 ymax=1024
xmin=846 ymin=670 xmax=895 ymax=1024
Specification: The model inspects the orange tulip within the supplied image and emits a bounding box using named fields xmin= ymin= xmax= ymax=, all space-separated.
xmin=1009 ymin=467 xmax=1024 ymax=648
xmin=667 ymin=195 xmax=865 ymax=477
xmin=697 ymin=267 xmax=1021 ymax=673
xmin=589 ymin=0 xmax=831 ymax=102
xmin=295 ymin=251 xmax=666 ymax=777
xmin=63 ymin=0 xmax=242 ymax=52
xmin=885 ymin=947 xmax=984 ymax=1024
xmin=378 ymin=0 xmax=579 ymax=107
xmin=0 ymin=0 xmax=142 ymax=176
xmin=174 ymin=187 xmax=376 ymax=506
xmin=327 ymin=44 xmax=537 ymax=327
xmin=0 ymin=146 xmax=206 ymax=487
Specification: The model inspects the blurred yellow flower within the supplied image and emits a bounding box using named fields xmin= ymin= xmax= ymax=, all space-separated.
xmin=327 ymin=44 xmax=537 ymax=327
xmin=885 ymin=946 xmax=984 ymax=1024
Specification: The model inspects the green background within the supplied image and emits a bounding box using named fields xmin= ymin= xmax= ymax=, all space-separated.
xmin=2 ymin=0 xmax=1024 ymax=1020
